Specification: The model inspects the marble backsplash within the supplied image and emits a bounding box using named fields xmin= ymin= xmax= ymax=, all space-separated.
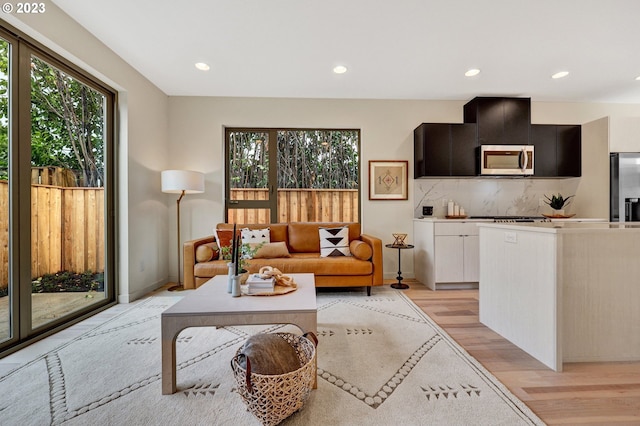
xmin=414 ymin=178 xmax=581 ymax=218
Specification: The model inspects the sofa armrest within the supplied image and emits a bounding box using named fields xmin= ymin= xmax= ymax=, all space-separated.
xmin=360 ymin=233 xmax=383 ymax=285
xmin=183 ymin=235 xmax=216 ymax=289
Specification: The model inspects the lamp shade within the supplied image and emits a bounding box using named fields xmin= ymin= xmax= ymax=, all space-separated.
xmin=161 ymin=170 xmax=204 ymax=194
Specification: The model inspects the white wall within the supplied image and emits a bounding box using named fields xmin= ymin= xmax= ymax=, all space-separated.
xmin=169 ymin=97 xmax=640 ymax=280
xmin=6 ymin=5 xmax=171 ymax=302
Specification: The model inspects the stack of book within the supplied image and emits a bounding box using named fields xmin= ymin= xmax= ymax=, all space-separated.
xmin=245 ymin=274 xmax=275 ymax=294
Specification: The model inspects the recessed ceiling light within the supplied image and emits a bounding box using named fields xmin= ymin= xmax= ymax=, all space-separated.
xmin=551 ymin=71 xmax=569 ymax=79
xmin=636 ymin=75 xmax=640 ymax=81
xmin=333 ymin=65 xmax=347 ymax=74
xmin=465 ymin=68 xmax=480 ymax=77
xmin=195 ymin=62 xmax=210 ymax=71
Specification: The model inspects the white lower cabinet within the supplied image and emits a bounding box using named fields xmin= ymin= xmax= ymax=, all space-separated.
xmin=462 ymin=234 xmax=479 ymax=282
xmin=434 ymin=235 xmax=463 ymax=282
xmin=414 ymin=219 xmax=486 ymax=290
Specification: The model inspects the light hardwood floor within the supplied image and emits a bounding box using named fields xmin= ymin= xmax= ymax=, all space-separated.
xmin=401 ymin=280 xmax=640 ymax=425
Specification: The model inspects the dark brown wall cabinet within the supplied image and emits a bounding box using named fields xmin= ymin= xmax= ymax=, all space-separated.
xmin=414 ymin=96 xmax=581 ymax=178
xmin=463 ymin=97 xmax=531 ymax=145
xmin=530 ymin=124 xmax=581 ymax=177
xmin=414 ymin=123 xmax=477 ymax=177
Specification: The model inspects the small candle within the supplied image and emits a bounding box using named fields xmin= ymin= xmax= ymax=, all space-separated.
xmin=454 ymin=205 xmax=460 ymax=216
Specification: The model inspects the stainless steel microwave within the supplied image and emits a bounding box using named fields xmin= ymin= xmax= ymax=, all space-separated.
xmin=480 ymin=145 xmax=534 ymax=176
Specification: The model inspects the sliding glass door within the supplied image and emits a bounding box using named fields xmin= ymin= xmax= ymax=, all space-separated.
xmin=0 ymin=26 xmax=115 ymax=355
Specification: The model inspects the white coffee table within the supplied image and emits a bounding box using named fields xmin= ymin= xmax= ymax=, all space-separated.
xmin=161 ymin=273 xmax=317 ymax=395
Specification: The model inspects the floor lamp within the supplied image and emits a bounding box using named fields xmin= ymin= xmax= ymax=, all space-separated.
xmin=161 ymin=170 xmax=205 ymax=291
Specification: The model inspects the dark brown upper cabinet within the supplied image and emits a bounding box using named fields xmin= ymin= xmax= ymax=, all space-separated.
xmin=463 ymin=97 xmax=531 ymax=146
xmin=414 ymin=123 xmax=477 ymax=177
xmin=414 ymin=96 xmax=580 ymax=178
xmin=531 ymin=124 xmax=581 ymax=177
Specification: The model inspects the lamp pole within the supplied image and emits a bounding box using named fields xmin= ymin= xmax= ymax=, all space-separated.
xmin=170 ymin=189 xmax=186 ymax=291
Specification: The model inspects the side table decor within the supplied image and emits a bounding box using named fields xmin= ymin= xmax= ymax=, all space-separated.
xmin=392 ymin=233 xmax=407 ymax=246
xmin=385 ymin=242 xmax=414 ymax=289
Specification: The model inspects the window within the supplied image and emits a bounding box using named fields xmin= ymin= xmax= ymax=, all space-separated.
xmin=225 ymin=128 xmax=360 ymax=223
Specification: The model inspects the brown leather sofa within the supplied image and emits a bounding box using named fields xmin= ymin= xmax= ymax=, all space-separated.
xmin=183 ymin=222 xmax=383 ymax=295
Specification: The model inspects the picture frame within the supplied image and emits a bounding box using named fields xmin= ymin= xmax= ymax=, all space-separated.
xmin=368 ymin=160 xmax=408 ymax=200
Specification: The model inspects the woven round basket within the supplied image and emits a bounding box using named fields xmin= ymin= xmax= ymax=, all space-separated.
xmin=230 ymin=332 xmax=317 ymax=426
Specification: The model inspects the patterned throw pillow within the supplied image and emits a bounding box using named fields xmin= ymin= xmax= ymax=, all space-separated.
xmin=214 ymin=229 xmax=235 ymax=252
xmin=319 ymin=226 xmax=351 ymax=257
xmin=241 ymin=227 xmax=270 ymax=245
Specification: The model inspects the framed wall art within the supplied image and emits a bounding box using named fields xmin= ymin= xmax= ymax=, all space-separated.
xmin=369 ymin=160 xmax=408 ymax=200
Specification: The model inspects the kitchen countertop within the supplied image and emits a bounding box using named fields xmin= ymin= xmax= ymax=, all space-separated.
xmin=414 ymin=217 xmax=607 ymax=223
xmin=413 ymin=217 xmax=492 ymax=222
xmin=477 ymin=221 xmax=638 ymax=233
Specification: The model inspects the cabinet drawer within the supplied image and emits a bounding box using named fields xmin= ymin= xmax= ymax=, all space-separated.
xmin=434 ymin=222 xmax=481 ymax=236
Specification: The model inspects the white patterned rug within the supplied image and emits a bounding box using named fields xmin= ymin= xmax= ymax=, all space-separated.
xmin=0 ymin=287 xmax=544 ymax=425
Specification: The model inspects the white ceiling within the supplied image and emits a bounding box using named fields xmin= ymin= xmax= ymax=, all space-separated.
xmin=52 ymin=0 xmax=640 ymax=103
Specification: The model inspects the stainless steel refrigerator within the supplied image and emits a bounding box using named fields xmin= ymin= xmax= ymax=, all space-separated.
xmin=610 ymin=153 xmax=640 ymax=221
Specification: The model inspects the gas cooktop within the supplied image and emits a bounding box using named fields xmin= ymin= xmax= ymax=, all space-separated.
xmin=469 ymin=215 xmax=547 ymax=222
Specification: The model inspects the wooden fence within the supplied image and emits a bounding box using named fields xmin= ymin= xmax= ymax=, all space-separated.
xmin=228 ymin=188 xmax=359 ymax=224
xmin=0 ymin=181 xmax=104 ymax=288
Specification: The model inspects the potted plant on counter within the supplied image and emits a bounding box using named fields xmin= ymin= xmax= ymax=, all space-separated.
xmin=544 ymin=193 xmax=573 ymax=217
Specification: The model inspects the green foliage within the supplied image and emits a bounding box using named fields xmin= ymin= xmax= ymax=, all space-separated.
xmin=544 ymin=193 xmax=573 ymax=210
xmin=228 ymin=129 xmax=359 ymax=190
xmin=0 ymin=41 xmax=105 ymax=186
xmin=277 ymin=130 xmax=359 ymax=189
xmin=31 ymin=271 xmax=104 ymax=294
xmin=219 ymin=242 xmax=262 ymax=272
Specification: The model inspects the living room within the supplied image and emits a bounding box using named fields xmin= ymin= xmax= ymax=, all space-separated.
xmin=2 ymin=1 xmax=640 ymax=424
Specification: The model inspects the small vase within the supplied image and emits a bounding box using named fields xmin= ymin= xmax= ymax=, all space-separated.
xmin=227 ymin=262 xmax=235 ymax=293
xmin=231 ymin=274 xmax=241 ymax=297
xmin=553 ymin=209 xmax=565 ymax=216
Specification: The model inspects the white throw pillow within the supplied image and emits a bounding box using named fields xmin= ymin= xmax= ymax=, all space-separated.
xmin=241 ymin=227 xmax=270 ymax=245
xmin=319 ymin=226 xmax=351 ymax=257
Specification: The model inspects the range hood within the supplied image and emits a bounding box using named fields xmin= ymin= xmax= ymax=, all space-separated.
xmin=463 ymin=97 xmax=531 ymax=146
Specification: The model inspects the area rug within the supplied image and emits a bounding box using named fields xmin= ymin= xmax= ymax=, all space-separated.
xmin=0 ymin=287 xmax=544 ymax=425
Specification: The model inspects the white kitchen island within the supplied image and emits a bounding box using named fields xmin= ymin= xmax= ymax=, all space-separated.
xmin=478 ymin=221 xmax=640 ymax=371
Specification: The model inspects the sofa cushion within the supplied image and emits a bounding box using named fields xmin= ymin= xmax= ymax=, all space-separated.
xmin=287 ymin=222 xmax=360 ymax=253
xmin=253 ymin=241 xmax=291 ymax=259
xmin=195 ymin=243 xmax=219 ymax=263
xmin=194 ymin=255 xmax=372 ymax=278
xmin=349 ymin=240 xmax=373 ymax=261
xmin=319 ymin=226 xmax=351 ymax=257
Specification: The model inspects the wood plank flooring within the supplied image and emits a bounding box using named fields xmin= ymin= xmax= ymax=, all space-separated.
xmin=400 ymin=281 xmax=640 ymax=425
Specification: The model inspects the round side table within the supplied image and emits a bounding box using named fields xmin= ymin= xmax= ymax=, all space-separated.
xmin=385 ymin=244 xmax=414 ymax=289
